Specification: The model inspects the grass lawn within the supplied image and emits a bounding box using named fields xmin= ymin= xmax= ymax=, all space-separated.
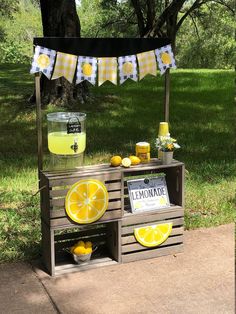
xmin=0 ymin=64 xmax=235 ymax=262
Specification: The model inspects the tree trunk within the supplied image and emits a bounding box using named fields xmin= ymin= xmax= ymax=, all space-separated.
xmin=37 ymin=0 xmax=88 ymax=107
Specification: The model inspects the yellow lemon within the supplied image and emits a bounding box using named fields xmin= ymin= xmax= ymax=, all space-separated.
xmin=122 ymin=62 xmax=133 ymax=75
xmin=129 ymin=155 xmax=141 ymax=165
xmin=161 ymin=52 xmax=171 ymax=65
xmin=73 ymin=245 xmax=86 ymax=255
xmin=84 ymin=247 xmax=92 ymax=254
xmin=77 ymin=240 xmax=85 ymax=247
xmin=110 ymin=155 xmax=122 ymax=167
xmin=65 ymin=179 xmax=108 ymax=224
xmin=82 ymin=63 xmax=93 ymax=76
xmin=85 ymin=241 xmax=92 ymax=248
xmin=36 ymin=54 xmax=50 ymax=69
xmin=121 ymin=157 xmax=131 ymax=168
xmin=134 ymin=223 xmax=172 ymax=247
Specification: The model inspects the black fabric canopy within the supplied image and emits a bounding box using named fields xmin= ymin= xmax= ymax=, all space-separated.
xmin=33 ymin=37 xmax=171 ymax=57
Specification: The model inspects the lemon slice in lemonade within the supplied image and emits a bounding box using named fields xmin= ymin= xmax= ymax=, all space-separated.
xmin=134 ymin=222 xmax=172 ymax=247
xmin=65 ymin=179 xmax=108 ymax=224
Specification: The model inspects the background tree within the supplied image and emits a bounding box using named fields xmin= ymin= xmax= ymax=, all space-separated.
xmin=37 ymin=0 xmax=88 ymax=107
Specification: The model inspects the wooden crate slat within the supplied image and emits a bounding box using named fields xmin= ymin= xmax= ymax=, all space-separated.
xmin=122 ymin=207 xmax=184 ymax=227
xmin=49 ymin=172 xmax=121 ymax=187
xmin=122 ymin=243 xmax=184 ymax=263
xmin=122 ymin=217 xmax=184 ymax=235
xmin=121 ymin=226 xmax=184 ymax=245
xmin=55 ymin=258 xmax=117 ymax=276
xmin=50 ymin=190 xmax=121 ymax=208
xmin=55 ymin=235 xmax=107 ymax=251
xmin=43 ymin=163 xmax=111 ymax=177
xmin=122 ymin=160 xmax=183 ymax=176
xmin=50 ymin=210 xmax=122 ymax=228
xmin=50 ymin=181 xmax=121 ymax=198
xmin=54 ymin=226 xmax=107 ymax=241
xmin=50 ymin=199 xmax=122 ymax=219
xmin=121 ymin=235 xmax=183 ymax=253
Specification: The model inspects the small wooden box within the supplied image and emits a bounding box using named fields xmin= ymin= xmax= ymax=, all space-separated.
xmin=42 ymin=220 xmax=120 ymax=276
xmin=40 ymin=164 xmax=123 ymax=229
xmin=121 ymin=208 xmax=184 ymax=263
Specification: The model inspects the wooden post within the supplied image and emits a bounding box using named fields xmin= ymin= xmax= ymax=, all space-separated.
xmin=35 ymin=73 xmax=43 ymax=175
xmin=164 ymin=68 xmax=170 ymax=122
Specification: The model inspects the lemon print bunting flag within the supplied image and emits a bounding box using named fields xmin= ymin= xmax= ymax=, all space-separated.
xmin=30 ymin=45 xmax=56 ymax=79
xmin=155 ymin=44 xmax=176 ymax=75
xmin=118 ymin=55 xmax=138 ymax=84
xmin=134 ymin=222 xmax=172 ymax=247
xmin=76 ymin=56 xmax=97 ymax=85
xmin=65 ymin=179 xmax=108 ymax=224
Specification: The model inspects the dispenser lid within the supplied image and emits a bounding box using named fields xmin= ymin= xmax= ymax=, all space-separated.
xmin=47 ymin=112 xmax=86 ymax=122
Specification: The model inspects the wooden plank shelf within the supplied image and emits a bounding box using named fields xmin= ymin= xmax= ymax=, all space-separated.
xmin=40 ymin=159 xmax=185 ymax=276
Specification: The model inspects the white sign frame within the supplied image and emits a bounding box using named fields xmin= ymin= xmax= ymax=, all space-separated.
xmin=127 ymin=176 xmax=170 ymax=213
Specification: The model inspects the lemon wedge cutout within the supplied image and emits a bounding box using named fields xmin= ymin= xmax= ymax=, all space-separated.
xmin=134 ymin=222 xmax=172 ymax=247
xmin=65 ymin=179 xmax=108 ymax=224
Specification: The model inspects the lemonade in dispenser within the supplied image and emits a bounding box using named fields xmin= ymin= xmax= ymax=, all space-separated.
xmin=47 ymin=112 xmax=86 ymax=169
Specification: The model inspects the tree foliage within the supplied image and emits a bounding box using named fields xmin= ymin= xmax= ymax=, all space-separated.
xmin=0 ymin=0 xmax=42 ymax=63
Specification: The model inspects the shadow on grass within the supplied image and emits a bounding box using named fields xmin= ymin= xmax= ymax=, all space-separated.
xmin=0 ymin=65 xmax=235 ymax=178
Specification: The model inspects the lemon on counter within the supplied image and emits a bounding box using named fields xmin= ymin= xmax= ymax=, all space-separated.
xmin=121 ymin=157 xmax=131 ymax=168
xmin=110 ymin=155 xmax=122 ymax=167
xmin=129 ymin=156 xmax=141 ymax=165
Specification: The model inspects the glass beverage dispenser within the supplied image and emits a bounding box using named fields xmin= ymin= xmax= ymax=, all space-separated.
xmin=47 ymin=112 xmax=86 ymax=169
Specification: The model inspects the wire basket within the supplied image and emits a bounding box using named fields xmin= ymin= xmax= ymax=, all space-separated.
xmin=67 ymin=246 xmax=98 ymax=264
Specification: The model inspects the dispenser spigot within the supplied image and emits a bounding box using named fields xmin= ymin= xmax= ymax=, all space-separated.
xmin=71 ymin=138 xmax=78 ymax=153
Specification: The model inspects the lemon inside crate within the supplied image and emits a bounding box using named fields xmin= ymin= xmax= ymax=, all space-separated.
xmin=54 ymin=222 xmax=119 ymax=271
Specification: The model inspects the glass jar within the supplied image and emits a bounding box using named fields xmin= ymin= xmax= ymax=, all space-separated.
xmin=47 ymin=112 xmax=86 ymax=169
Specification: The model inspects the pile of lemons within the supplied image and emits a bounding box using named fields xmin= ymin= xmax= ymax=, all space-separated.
xmin=70 ymin=240 xmax=93 ymax=255
xmin=110 ymin=155 xmax=141 ymax=168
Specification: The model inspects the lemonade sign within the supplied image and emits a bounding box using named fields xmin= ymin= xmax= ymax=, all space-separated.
xmin=127 ymin=176 xmax=170 ymax=213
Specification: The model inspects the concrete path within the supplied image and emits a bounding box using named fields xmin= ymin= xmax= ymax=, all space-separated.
xmin=0 ymin=224 xmax=234 ymax=314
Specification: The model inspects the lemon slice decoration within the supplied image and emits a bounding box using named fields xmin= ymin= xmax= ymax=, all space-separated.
xmin=82 ymin=63 xmax=93 ymax=76
xmin=134 ymin=222 xmax=172 ymax=247
xmin=160 ymin=52 xmax=171 ymax=65
xmin=36 ymin=54 xmax=50 ymax=69
xmin=65 ymin=179 xmax=108 ymax=224
xmin=122 ymin=62 xmax=133 ymax=75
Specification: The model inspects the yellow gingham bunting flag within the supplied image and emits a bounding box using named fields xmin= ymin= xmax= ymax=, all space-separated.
xmin=155 ymin=44 xmax=176 ymax=75
xmin=76 ymin=56 xmax=97 ymax=85
xmin=52 ymin=52 xmax=77 ymax=83
xmin=30 ymin=45 xmax=56 ymax=79
xmin=98 ymin=57 xmax=117 ymax=86
xmin=137 ymin=50 xmax=157 ymax=80
xmin=118 ymin=55 xmax=138 ymax=84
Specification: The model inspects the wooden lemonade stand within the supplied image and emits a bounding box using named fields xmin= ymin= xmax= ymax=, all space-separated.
xmin=33 ymin=38 xmax=184 ymax=276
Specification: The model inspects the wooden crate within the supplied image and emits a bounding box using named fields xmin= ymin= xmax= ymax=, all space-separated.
xmin=42 ymin=220 xmax=121 ymax=276
xmin=122 ymin=160 xmax=184 ymax=214
xmin=121 ymin=208 xmax=184 ymax=263
xmin=40 ymin=164 xmax=123 ymax=229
